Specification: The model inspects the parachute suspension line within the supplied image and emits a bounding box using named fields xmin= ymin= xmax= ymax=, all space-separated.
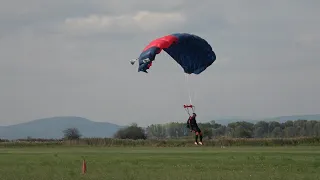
xmin=184 ymin=73 xmax=195 ymax=115
xmin=185 ymin=73 xmax=192 ymax=105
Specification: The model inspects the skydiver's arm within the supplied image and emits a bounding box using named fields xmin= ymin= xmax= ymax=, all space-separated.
xmin=186 ymin=118 xmax=190 ymax=128
xmin=187 ymin=118 xmax=194 ymax=130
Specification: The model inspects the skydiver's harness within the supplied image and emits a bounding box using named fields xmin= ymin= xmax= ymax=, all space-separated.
xmin=184 ymin=104 xmax=196 ymax=130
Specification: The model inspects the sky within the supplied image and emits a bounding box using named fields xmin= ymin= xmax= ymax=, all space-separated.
xmin=0 ymin=0 xmax=319 ymax=126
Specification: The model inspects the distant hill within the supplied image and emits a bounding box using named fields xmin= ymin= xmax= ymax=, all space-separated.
xmin=0 ymin=116 xmax=122 ymax=140
xmin=212 ymin=118 xmax=255 ymax=125
xmin=262 ymin=114 xmax=320 ymax=123
xmin=1 ymin=114 xmax=319 ymax=140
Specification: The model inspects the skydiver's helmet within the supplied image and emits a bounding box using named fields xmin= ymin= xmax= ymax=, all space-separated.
xmin=192 ymin=113 xmax=197 ymax=117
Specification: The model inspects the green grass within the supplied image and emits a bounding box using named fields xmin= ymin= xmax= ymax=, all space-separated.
xmin=3 ymin=137 xmax=320 ymax=148
xmin=0 ymin=146 xmax=320 ymax=180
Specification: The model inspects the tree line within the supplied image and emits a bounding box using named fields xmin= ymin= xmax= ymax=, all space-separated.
xmin=14 ymin=119 xmax=320 ymax=141
xmin=145 ymin=119 xmax=320 ymax=139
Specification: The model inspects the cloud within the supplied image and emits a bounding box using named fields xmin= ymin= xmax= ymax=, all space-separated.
xmin=64 ymin=11 xmax=186 ymax=35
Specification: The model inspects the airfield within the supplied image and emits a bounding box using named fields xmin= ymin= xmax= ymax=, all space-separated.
xmin=0 ymin=143 xmax=319 ymax=180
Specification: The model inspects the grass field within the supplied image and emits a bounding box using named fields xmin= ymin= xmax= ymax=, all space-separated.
xmin=0 ymin=146 xmax=320 ymax=180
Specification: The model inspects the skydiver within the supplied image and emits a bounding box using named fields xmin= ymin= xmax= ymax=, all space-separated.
xmin=186 ymin=113 xmax=203 ymax=145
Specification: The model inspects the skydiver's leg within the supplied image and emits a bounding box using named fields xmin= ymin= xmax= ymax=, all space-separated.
xmin=199 ymin=131 xmax=203 ymax=144
xmin=191 ymin=127 xmax=198 ymax=145
xmin=195 ymin=132 xmax=199 ymax=144
xmin=196 ymin=126 xmax=203 ymax=145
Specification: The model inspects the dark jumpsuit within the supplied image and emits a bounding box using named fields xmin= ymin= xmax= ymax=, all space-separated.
xmin=187 ymin=115 xmax=203 ymax=143
xmin=188 ymin=116 xmax=201 ymax=133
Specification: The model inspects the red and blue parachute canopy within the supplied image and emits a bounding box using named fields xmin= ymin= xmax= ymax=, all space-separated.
xmin=136 ymin=33 xmax=216 ymax=74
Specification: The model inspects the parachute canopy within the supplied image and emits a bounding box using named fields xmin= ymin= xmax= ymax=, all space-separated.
xmin=136 ymin=33 xmax=216 ymax=74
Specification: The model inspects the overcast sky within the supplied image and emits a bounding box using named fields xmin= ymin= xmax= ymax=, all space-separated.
xmin=0 ymin=0 xmax=319 ymax=126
